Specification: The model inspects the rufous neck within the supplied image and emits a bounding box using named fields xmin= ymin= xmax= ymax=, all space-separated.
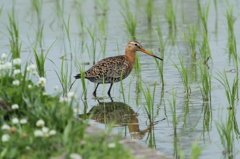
xmin=125 ymin=48 xmax=136 ymax=63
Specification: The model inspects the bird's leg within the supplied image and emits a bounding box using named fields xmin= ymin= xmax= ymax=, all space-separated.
xmin=93 ymin=83 xmax=99 ymax=97
xmin=107 ymin=83 xmax=113 ymax=97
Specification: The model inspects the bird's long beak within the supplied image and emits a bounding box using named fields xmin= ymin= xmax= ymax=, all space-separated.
xmin=139 ymin=48 xmax=163 ymax=61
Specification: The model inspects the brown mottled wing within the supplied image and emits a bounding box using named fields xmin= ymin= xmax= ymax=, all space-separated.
xmin=84 ymin=56 xmax=132 ymax=83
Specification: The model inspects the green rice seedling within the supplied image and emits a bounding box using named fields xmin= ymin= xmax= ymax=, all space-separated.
xmin=168 ymin=89 xmax=181 ymax=158
xmin=62 ymin=15 xmax=73 ymax=53
xmin=134 ymin=54 xmax=141 ymax=73
xmin=142 ymin=83 xmax=156 ymax=119
xmin=145 ymin=0 xmax=154 ymax=23
xmin=95 ymin=0 xmax=108 ymax=15
xmin=0 ymin=5 xmax=2 ymax=15
xmin=155 ymin=57 xmax=164 ymax=86
xmin=86 ymin=27 xmax=97 ymax=64
xmin=99 ymin=38 xmax=107 ymax=56
xmin=225 ymin=6 xmax=238 ymax=69
xmin=215 ymin=118 xmax=234 ymax=158
xmin=215 ymin=72 xmax=239 ymax=135
xmin=197 ymin=0 xmax=210 ymax=34
xmin=76 ymin=9 xmax=85 ymax=36
xmin=55 ymin=58 xmax=70 ymax=96
xmin=120 ymin=71 xmax=126 ymax=103
xmin=190 ymin=141 xmax=205 ymax=159
xmin=215 ymin=72 xmax=238 ymax=109
xmin=213 ymin=0 xmax=218 ymax=32
xmin=141 ymin=82 xmax=158 ymax=148
xmin=154 ymin=17 xmax=166 ymax=85
xmin=164 ymin=0 xmax=177 ymax=31
xmin=155 ymin=15 xmax=167 ymax=54
xmin=199 ymin=63 xmax=211 ymax=101
xmin=97 ymin=17 xmax=107 ymax=38
xmin=119 ymin=0 xmax=130 ymax=15
xmin=173 ymin=54 xmax=191 ymax=95
xmin=30 ymin=0 xmax=43 ymax=38
xmin=7 ymin=7 xmax=21 ymax=60
xmin=30 ymin=0 xmax=44 ymax=50
xmin=33 ymin=41 xmax=55 ymax=78
xmin=202 ymin=102 xmax=212 ymax=137
xmin=183 ymin=24 xmax=199 ymax=60
xmin=120 ymin=11 xmax=137 ymax=40
xmin=199 ymin=31 xmax=211 ymax=62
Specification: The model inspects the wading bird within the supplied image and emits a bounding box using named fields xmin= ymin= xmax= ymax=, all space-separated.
xmin=74 ymin=40 xmax=163 ymax=97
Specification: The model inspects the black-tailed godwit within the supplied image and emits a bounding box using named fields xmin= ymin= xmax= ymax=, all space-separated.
xmin=74 ymin=40 xmax=163 ymax=96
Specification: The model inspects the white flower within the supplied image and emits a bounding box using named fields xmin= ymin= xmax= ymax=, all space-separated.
xmin=11 ymin=104 xmax=19 ymax=110
xmin=13 ymin=69 xmax=21 ymax=75
xmin=13 ymin=58 xmax=21 ymax=65
xmin=108 ymin=143 xmax=116 ymax=148
xmin=34 ymin=130 xmax=43 ymax=137
xmin=54 ymin=85 xmax=58 ymax=90
xmin=4 ymin=62 xmax=12 ymax=69
xmin=1 ymin=53 xmax=8 ymax=59
xmin=42 ymin=127 xmax=49 ymax=133
xmin=1 ymin=124 xmax=10 ymax=130
xmin=2 ymin=134 xmax=10 ymax=142
xmin=29 ymin=64 xmax=36 ymax=70
xmin=20 ymin=119 xmax=27 ymax=124
xmin=36 ymin=119 xmax=45 ymax=127
xmin=59 ymin=97 xmax=68 ymax=102
xmin=28 ymin=85 xmax=32 ymax=89
xmin=49 ymin=130 xmax=57 ymax=136
xmin=70 ymin=153 xmax=82 ymax=159
xmin=26 ymin=64 xmax=36 ymax=72
xmin=12 ymin=118 xmax=19 ymax=124
xmin=12 ymin=80 xmax=20 ymax=86
xmin=67 ymin=92 xmax=75 ymax=98
xmin=0 ymin=64 xmax=6 ymax=70
xmin=37 ymin=77 xmax=46 ymax=86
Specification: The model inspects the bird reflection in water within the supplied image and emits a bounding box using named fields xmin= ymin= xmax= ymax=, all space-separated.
xmin=79 ymin=99 xmax=159 ymax=140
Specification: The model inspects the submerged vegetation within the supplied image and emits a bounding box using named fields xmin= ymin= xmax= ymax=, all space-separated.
xmin=0 ymin=0 xmax=240 ymax=158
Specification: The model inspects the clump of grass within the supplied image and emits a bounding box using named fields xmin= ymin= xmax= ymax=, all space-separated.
xmin=183 ymin=24 xmax=199 ymax=60
xmin=155 ymin=16 xmax=166 ymax=86
xmin=86 ymin=27 xmax=97 ymax=64
xmin=141 ymin=83 xmax=157 ymax=149
xmin=33 ymin=41 xmax=55 ymax=78
xmin=95 ymin=0 xmax=108 ymax=16
xmin=199 ymin=63 xmax=211 ymax=101
xmin=164 ymin=0 xmax=177 ymax=31
xmin=121 ymin=11 xmax=137 ymax=40
xmin=215 ymin=72 xmax=239 ymax=135
xmin=215 ymin=118 xmax=234 ymax=158
xmin=225 ymin=6 xmax=238 ymax=69
xmin=145 ymin=0 xmax=154 ymax=23
xmin=7 ymin=6 xmax=21 ymax=60
xmin=31 ymin=0 xmax=43 ymax=48
xmin=173 ymin=55 xmax=191 ymax=95
xmin=215 ymin=72 xmax=238 ymax=108
xmin=199 ymin=31 xmax=211 ymax=62
xmin=197 ymin=0 xmax=210 ymax=34
xmin=0 ymin=5 xmax=3 ymax=16
xmin=190 ymin=141 xmax=205 ymax=159
xmin=167 ymin=89 xmax=181 ymax=158
xmin=213 ymin=0 xmax=218 ymax=32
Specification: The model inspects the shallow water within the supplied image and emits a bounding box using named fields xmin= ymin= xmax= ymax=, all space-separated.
xmin=1 ymin=0 xmax=240 ymax=158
